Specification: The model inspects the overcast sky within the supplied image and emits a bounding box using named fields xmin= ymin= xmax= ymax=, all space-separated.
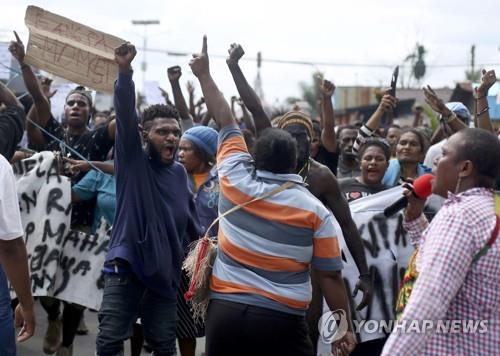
xmin=2 ymin=0 xmax=500 ymax=105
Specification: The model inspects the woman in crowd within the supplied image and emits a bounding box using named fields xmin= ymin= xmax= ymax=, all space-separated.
xmin=382 ymin=128 xmax=431 ymax=187
xmin=67 ymin=159 xmax=116 ymax=233
xmin=353 ymin=91 xmax=431 ymax=187
xmin=339 ymin=139 xmax=390 ymax=203
xmin=177 ymin=125 xmax=219 ymax=356
xmin=338 ymin=138 xmax=390 ymax=356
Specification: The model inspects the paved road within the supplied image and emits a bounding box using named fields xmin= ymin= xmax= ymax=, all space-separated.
xmin=17 ymin=301 xmax=205 ymax=355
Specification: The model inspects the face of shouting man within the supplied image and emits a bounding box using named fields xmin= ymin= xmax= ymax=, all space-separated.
xmin=64 ymin=93 xmax=90 ymax=129
xmin=144 ymin=117 xmax=181 ymax=165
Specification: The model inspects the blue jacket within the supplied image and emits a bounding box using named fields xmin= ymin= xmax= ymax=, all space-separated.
xmin=382 ymin=159 xmax=432 ymax=187
xmin=188 ymin=166 xmax=219 ymax=240
xmin=107 ymin=71 xmax=201 ymax=300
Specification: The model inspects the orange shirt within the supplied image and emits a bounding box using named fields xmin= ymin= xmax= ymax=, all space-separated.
xmin=192 ymin=172 xmax=209 ymax=192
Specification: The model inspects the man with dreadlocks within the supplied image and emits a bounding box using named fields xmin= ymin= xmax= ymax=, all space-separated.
xmin=276 ymin=108 xmax=372 ymax=349
xmin=95 ymin=42 xmax=200 ymax=356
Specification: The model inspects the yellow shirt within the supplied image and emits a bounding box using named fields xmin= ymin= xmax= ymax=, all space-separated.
xmin=192 ymin=172 xmax=209 ymax=192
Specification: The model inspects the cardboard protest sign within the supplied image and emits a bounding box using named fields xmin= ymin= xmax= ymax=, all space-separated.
xmin=318 ymin=187 xmax=414 ymax=353
xmin=23 ymin=6 xmax=126 ymax=92
xmin=13 ymin=152 xmax=108 ymax=309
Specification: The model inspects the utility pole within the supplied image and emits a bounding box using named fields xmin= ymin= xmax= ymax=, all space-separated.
xmin=254 ymin=52 xmax=265 ymax=100
xmin=131 ymin=20 xmax=160 ymax=88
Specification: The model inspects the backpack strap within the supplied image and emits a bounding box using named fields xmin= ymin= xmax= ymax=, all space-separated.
xmin=202 ymin=180 xmax=295 ymax=239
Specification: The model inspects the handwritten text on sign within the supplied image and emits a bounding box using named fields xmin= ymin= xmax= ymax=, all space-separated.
xmin=13 ymin=152 xmax=108 ymax=310
xmin=23 ymin=6 xmax=126 ymax=92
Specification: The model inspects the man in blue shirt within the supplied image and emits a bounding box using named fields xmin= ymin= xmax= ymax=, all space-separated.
xmin=96 ymin=42 xmax=201 ymax=356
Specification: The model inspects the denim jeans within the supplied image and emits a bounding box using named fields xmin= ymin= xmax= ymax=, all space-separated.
xmin=96 ymin=273 xmax=178 ymax=356
xmin=0 ymin=266 xmax=16 ymax=356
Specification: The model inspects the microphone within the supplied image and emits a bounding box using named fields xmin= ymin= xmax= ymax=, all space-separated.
xmin=383 ymin=174 xmax=434 ymax=217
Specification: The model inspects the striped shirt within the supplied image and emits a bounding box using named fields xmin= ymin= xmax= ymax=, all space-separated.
xmin=352 ymin=124 xmax=374 ymax=155
xmin=210 ymin=124 xmax=343 ymax=315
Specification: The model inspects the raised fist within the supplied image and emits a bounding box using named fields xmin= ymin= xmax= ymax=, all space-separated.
xmin=477 ymin=69 xmax=496 ymax=96
xmin=227 ymin=43 xmax=245 ymax=66
xmin=320 ymin=79 xmax=336 ymax=97
xmin=114 ymin=42 xmax=136 ymax=72
xmin=167 ymin=65 xmax=182 ymax=81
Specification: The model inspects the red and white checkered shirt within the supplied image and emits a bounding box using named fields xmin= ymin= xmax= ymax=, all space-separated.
xmin=382 ymin=188 xmax=500 ymax=355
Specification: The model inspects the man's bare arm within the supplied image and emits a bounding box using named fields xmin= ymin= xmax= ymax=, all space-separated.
xmin=239 ymin=99 xmax=256 ymax=135
xmin=424 ymin=85 xmax=468 ymax=133
xmin=314 ymin=269 xmax=357 ymax=355
xmin=9 ymin=32 xmax=50 ymax=128
xmin=186 ymin=81 xmax=199 ymax=122
xmin=475 ymin=69 xmax=495 ymax=133
xmin=10 ymin=32 xmax=56 ymax=148
xmin=191 ymin=36 xmax=235 ymax=128
xmin=0 ymin=238 xmax=35 ymax=342
xmin=168 ymin=66 xmax=192 ymax=121
xmin=319 ymin=79 xmax=337 ymax=152
xmin=226 ymin=43 xmax=270 ymax=135
xmin=319 ymin=167 xmax=372 ymax=310
xmin=0 ymin=81 xmax=22 ymax=109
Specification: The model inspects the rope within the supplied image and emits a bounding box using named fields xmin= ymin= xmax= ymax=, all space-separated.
xmin=1 ymin=63 xmax=106 ymax=174
xmin=25 ymin=117 xmax=105 ymax=174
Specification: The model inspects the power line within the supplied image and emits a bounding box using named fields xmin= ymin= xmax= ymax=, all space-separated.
xmin=136 ymin=47 xmax=500 ymax=69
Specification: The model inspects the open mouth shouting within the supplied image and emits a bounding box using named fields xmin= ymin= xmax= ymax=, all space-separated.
xmin=161 ymin=144 xmax=176 ymax=162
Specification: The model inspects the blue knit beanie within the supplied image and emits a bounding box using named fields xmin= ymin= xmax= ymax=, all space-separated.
xmin=445 ymin=102 xmax=471 ymax=125
xmin=182 ymin=126 xmax=218 ymax=157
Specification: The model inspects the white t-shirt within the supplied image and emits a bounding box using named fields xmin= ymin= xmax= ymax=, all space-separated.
xmin=0 ymin=155 xmax=23 ymax=241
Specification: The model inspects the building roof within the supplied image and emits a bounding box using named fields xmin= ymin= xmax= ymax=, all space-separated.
xmin=397 ymin=87 xmax=454 ymax=107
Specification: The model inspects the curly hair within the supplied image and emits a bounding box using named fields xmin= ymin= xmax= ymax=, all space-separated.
xmin=141 ymin=104 xmax=180 ymax=126
xmin=254 ymin=128 xmax=297 ymax=174
xmin=358 ymin=138 xmax=391 ymax=161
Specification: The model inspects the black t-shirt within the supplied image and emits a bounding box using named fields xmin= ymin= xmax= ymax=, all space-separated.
xmin=338 ymin=177 xmax=388 ymax=203
xmin=337 ymin=157 xmax=361 ymax=179
xmin=32 ymin=116 xmax=113 ymax=161
xmin=314 ymin=145 xmax=339 ymax=176
xmin=0 ymin=106 xmax=25 ymax=161
xmin=33 ymin=116 xmax=114 ymax=228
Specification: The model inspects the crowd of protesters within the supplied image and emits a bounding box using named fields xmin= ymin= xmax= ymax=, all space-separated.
xmin=0 ymin=28 xmax=499 ymax=356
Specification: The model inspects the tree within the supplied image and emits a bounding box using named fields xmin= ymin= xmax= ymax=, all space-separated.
xmin=465 ymin=45 xmax=481 ymax=82
xmin=405 ymin=43 xmax=427 ymax=87
xmin=298 ymin=70 xmax=324 ymax=118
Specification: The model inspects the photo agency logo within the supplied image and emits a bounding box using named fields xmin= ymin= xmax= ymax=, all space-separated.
xmin=318 ymin=309 xmax=349 ymax=344
xmin=318 ymin=311 xmax=489 ymax=343
xmin=321 ymin=317 xmax=488 ymax=337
